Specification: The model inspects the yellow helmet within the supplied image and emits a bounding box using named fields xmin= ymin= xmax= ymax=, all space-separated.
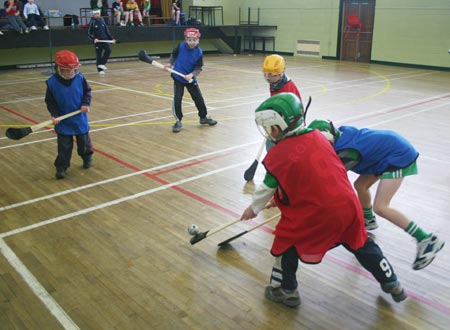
xmin=262 ymin=55 xmax=286 ymax=74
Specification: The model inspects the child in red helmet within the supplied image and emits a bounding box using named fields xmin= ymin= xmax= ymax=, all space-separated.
xmin=164 ymin=27 xmax=217 ymax=133
xmin=45 ymin=50 xmax=94 ymax=179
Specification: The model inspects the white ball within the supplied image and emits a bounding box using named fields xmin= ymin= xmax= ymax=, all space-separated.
xmin=188 ymin=224 xmax=199 ymax=236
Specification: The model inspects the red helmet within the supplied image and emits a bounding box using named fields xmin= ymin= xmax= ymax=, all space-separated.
xmin=184 ymin=28 xmax=201 ymax=39
xmin=55 ymin=50 xmax=80 ymax=70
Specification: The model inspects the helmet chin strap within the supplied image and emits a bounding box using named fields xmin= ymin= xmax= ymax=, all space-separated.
xmin=275 ymin=114 xmax=304 ymax=141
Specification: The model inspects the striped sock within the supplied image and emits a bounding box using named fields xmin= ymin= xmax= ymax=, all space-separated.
xmin=405 ymin=221 xmax=431 ymax=242
xmin=363 ymin=207 xmax=374 ymax=220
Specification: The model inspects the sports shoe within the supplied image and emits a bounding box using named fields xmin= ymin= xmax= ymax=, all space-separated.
xmin=43 ymin=25 xmax=49 ymax=30
xmin=413 ymin=234 xmax=445 ymax=270
xmin=0 ymin=31 xmax=4 ymax=35
xmin=99 ymin=71 xmax=106 ymax=76
xmin=55 ymin=168 xmax=67 ymax=180
xmin=138 ymin=22 xmax=145 ymax=27
xmin=365 ymin=216 xmax=378 ymax=230
xmin=97 ymin=64 xmax=108 ymax=71
xmin=83 ymin=158 xmax=92 ymax=169
xmin=30 ymin=25 xmax=37 ymax=31
xmin=381 ymin=280 xmax=407 ymax=302
xmin=172 ymin=121 xmax=182 ymax=133
xmin=199 ymin=117 xmax=217 ymax=126
xmin=265 ymin=286 xmax=301 ymax=307
xmin=25 ymin=28 xmax=30 ymax=34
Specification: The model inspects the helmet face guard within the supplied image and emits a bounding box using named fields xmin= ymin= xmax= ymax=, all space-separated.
xmin=184 ymin=28 xmax=201 ymax=39
xmin=255 ymin=109 xmax=289 ymax=142
xmin=184 ymin=28 xmax=201 ymax=48
xmin=255 ymin=93 xmax=305 ymax=142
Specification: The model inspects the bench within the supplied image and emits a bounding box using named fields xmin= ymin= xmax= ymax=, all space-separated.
xmin=145 ymin=15 xmax=172 ymax=25
xmin=243 ymin=36 xmax=275 ymax=54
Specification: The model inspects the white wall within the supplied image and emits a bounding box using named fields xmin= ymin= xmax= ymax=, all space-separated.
xmin=37 ymin=0 xmax=90 ymax=16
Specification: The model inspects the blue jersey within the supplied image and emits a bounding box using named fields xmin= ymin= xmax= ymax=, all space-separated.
xmin=335 ymin=126 xmax=419 ymax=175
xmin=46 ymin=74 xmax=90 ymax=135
xmin=172 ymin=42 xmax=203 ymax=84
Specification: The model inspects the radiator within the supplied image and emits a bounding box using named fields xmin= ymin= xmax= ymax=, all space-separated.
xmin=295 ymin=40 xmax=320 ymax=57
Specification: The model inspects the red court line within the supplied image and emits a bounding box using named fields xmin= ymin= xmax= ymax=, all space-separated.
xmin=325 ymin=254 xmax=450 ymax=315
xmin=0 ymin=105 xmax=43 ymax=125
xmin=343 ymin=93 xmax=450 ymax=124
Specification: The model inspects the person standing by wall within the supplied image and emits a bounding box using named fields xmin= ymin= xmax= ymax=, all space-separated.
xmin=88 ymin=7 xmax=115 ymax=75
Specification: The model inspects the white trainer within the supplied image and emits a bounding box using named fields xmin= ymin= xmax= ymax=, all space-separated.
xmin=365 ymin=216 xmax=378 ymax=230
xmin=98 ymin=71 xmax=106 ymax=76
xmin=413 ymin=234 xmax=445 ymax=270
xmin=97 ymin=64 xmax=108 ymax=70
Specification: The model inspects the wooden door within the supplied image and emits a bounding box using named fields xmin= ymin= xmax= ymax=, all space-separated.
xmin=340 ymin=0 xmax=375 ymax=62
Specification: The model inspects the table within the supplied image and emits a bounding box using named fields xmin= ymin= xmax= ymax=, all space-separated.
xmin=188 ymin=6 xmax=223 ymax=26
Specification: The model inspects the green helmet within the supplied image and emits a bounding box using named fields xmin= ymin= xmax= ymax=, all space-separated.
xmin=255 ymin=93 xmax=305 ymax=142
xmin=307 ymin=119 xmax=340 ymax=143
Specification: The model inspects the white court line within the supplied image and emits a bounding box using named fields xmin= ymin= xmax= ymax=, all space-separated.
xmin=0 ymin=141 xmax=258 ymax=211
xmin=0 ymin=239 xmax=80 ymax=330
xmin=1 ymin=91 xmax=446 ymax=148
xmin=334 ymin=93 xmax=450 ymax=124
xmin=0 ymin=88 xmax=120 ymax=105
xmin=365 ymin=102 xmax=450 ymax=128
xmin=2 ymin=98 xmax=449 ymax=211
xmin=0 ymin=160 xmax=249 ymax=239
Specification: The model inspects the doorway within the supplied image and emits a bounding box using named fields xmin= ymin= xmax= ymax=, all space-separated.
xmin=340 ymin=0 xmax=375 ymax=62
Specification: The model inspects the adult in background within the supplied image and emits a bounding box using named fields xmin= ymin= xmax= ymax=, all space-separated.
xmin=4 ymin=0 xmax=29 ymax=34
xmin=88 ymin=7 xmax=115 ymax=76
xmin=171 ymin=0 xmax=181 ymax=26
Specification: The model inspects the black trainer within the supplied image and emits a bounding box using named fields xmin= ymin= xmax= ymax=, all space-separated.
xmin=172 ymin=121 xmax=182 ymax=133
xmin=56 ymin=168 xmax=67 ymax=179
xmin=381 ymin=280 xmax=407 ymax=302
xmin=199 ymin=117 xmax=217 ymax=126
xmin=83 ymin=158 xmax=92 ymax=169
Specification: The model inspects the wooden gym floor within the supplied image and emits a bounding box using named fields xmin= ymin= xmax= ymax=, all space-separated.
xmin=0 ymin=54 xmax=449 ymax=330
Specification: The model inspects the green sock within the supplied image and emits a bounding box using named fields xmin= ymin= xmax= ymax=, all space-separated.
xmin=363 ymin=207 xmax=374 ymax=220
xmin=405 ymin=221 xmax=431 ymax=242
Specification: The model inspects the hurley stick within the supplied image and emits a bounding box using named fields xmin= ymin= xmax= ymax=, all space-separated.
xmin=5 ymin=110 xmax=82 ymax=140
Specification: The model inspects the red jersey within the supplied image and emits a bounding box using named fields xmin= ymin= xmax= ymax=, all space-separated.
xmin=263 ymin=130 xmax=367 ymax=263
xmin=270 ymin=79 xmax=303 ymax=104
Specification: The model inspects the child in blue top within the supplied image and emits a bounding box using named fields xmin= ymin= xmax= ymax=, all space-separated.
xmin=308 ymin=119 xmax=445 ymax=271
xmin=45 ymin=50 xmax=93 ymax=179
xmin=164 ymin=28 xmax=217 ymax=133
